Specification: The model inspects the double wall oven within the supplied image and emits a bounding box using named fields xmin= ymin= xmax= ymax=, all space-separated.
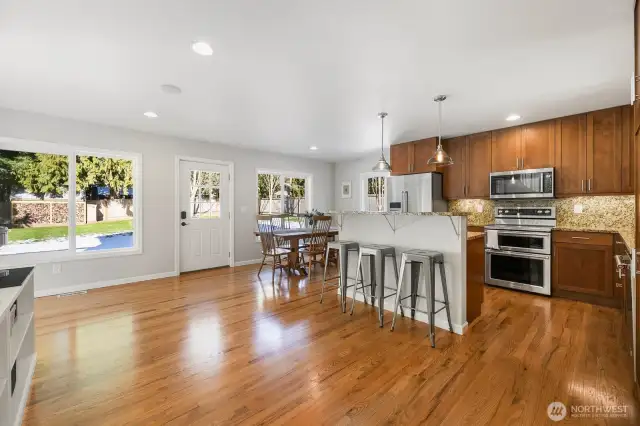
xmin=485 ymin=207 xmax=556 ymax=296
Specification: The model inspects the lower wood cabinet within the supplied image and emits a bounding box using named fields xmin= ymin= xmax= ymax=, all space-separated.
xmin=552 ymin=231 xmax=617 ymax=307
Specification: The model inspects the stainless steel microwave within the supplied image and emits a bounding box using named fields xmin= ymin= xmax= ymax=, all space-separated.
xmin=489 ymin=168 xmax=554 ymax=199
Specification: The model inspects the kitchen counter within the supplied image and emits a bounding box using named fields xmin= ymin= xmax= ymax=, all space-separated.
xmin=467 ymin=232 xmax=484 ymax=241
xmin=336 ymin=212 xmax=470 ymax=335
xmin=331 ymin=210 xmax=471 ymax=217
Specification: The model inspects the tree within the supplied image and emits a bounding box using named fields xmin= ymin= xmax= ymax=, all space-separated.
xmin=76 ymin=156 xmax=133 ymax=197
xmin=258 ymin=174 xmax=281 ymax=214
xmin=16 ymin=153 xmax=68 ymax=198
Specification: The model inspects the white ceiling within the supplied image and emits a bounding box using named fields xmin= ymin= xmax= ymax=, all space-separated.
xmin=0 ymin=0 xmax=634 ymax=161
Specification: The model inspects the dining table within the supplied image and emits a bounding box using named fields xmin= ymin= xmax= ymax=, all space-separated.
xmin=254 ymin=227 xmax=340 ymax=275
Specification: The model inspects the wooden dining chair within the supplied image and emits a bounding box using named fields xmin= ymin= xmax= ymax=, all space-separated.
xmin=300 ymin=216 xmax=332 ymax=273
xmin=256 ymin=215 xmax=292 ymax=280
xmin=270 ymin=214 xmax=291 ymax=250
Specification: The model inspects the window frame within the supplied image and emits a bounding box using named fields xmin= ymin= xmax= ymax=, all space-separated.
xmin=0 ymin=137 xmax=143 ymax=268
xmin=255 ymin=168 xmax=313 ymax=215
xmin=360 ymin=172 xmax=389 ymax=212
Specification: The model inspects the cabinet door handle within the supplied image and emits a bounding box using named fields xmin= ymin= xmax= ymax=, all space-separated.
xmin=581 ymin=180 xmax=585 ymax=193
xmin=587 ymin=178 xmax=591 ymax=192
xmin=516 ymin=158 xmax=519 ymax=170
xmin=571 ymin=236 xmax=590 ymax=240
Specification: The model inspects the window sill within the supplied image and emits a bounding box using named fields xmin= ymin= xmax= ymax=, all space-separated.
xmin=0 ymin=247 xmax=143 ymax=269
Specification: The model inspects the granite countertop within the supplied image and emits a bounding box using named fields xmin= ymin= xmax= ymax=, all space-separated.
xmin=467 ymin=232 xmax=484 ymax=241
xmin=553 ymin=226 xmax=635 ymax=251
xmin=331 ymin=210 xmax=471 ymax=217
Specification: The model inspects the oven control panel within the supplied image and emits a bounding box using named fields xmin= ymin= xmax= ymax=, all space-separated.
xmin=495 ymin=207 xmax=556 ymax=219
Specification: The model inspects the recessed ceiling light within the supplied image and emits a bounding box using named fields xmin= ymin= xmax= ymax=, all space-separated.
xmin=192 ymin=41 xmax=213 ymax=56
xmin=309 ymin=146 xmax=318 ymax=151
xmin=144 ymin=111 xmax=158 ymax=118
xmin=506 ymin=114 xmax=521 ymax=121
xmin=161 ymin=84 xmax=182 ymax=95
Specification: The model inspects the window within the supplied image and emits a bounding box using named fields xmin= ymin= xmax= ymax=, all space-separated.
xmin=189 ymin=170 xmax=220 ymax=219
xmin=360 ymin=172 xmax=388 ymax=212
xmin=0 ymin=138 xmax=141 ymax=261
xmin=256 ymin=170 xmax=312 ymax=216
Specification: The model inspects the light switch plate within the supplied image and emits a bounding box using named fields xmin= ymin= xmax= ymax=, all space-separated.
xmin=573 ymin=204 xmax=583 ymax=214
xmin=52 ymin=263 xmax=61 ymax=274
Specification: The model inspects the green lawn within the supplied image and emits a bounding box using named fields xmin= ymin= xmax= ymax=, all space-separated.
xmin=8 ymin=220 xmax=133 ymax=242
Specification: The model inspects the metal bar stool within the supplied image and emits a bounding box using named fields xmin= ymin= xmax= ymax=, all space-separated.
xmin=350 ymin=244 xmax=404 ymax=327
xmin=391 ymin=249 xmax=453 ymax=348
xmin=321 ymin=240 xmax=362 ymax=312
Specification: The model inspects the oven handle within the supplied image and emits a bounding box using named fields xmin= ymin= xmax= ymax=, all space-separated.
xmin=485 ymin=249 xmax=550 ymax=260
xmin=494 ymin=230 xmax=551 ymax=238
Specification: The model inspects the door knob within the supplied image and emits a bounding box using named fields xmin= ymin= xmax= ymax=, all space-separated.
xmin=181 ymin=222 xmax=188 ymax=226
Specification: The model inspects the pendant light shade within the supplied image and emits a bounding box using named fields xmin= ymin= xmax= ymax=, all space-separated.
xmin=427 ymin=95 xmax=454 ymax=166
xmin=372 ymin=112 xmax=391 ymax=172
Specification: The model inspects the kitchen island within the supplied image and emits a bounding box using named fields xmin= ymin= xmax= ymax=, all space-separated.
xmin=332 ymin=211 xmax=481 ymax=335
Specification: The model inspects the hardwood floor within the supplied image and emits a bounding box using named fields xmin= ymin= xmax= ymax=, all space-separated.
xmin=24 ymin=265 xmax=638 ymax=425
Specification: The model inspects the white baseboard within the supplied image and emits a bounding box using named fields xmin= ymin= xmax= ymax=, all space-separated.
xmin=35 ymin=271 xmax=178 ymax=298
xmin=233 ymin=258 xmax=262 ymax=267
xmin=347 ymin=293 xmax=466 ymax=335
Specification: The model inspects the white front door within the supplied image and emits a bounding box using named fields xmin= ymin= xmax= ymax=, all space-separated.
xmin=179 ymin=160 xmax=230 ymax=273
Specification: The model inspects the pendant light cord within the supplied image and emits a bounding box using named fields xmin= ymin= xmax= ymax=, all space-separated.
xmin=437 ymin=100 xmax=442 ymax=149
xmin=380 ymin=114 xmax=384 ymax=154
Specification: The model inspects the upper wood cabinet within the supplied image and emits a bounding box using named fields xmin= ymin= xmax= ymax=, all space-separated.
xmin=466 ymin=132 xmax=492 ymax=198
xmin=555 ymin=107 xmax=631 ymax=196
xmin=586 ymin=107 xmax=622 ymax=194
xmin=390 ymin=142 xmax=411 ymax=175
xmin=490 ymin=122 xmax=555 ymax=172
xmin=412 ymin=138 xmax=437 ymax=174
xmin=441 ymin=132 xmax=491 ymax=199
xmin=441 ymin=136 xmax=466 ymax=199
xmin=635 ymin=3 xmax=640 ymax=134
xmin=390 ymin=138 xmax=437 ymax=176
xmin=491 ymin=127 xmax=521 ymax=172
xmin=555 ymin=114 xmax=588 ymax=196
xmin=392 ymin=105 xmax=632 ymax=197
xmin=521 ymin=120 xmax=555 ymax=169
xmin=622 ymin=105 xmax=635 ymax=194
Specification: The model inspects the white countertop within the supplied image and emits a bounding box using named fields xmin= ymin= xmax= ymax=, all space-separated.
xmin=0 ymin=267 xmax=34 ymax=316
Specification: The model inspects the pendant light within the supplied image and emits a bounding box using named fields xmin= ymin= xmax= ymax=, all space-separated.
xmin=372 ymin=112 xmax=392 ymax=172
xmin=427 ymin=95 xmax=454 ymax=166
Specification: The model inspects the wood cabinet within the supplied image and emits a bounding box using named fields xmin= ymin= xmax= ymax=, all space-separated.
xmin=555 ymin=107 xmax=632 ymax=196
xmin=552 ymin=231 xmax=617 ymax=307
xmin=392 ymin=105 xmax=632 ymax=196
xmin=413 ymin=138 xmax=437 ymax=174
xmin=622 ymin=105 xmax=634 ymax=194
xmin=587 ymin=107 xmax=623 ymax=194
xmin=490 ymin=122 xmax=555 ymax=172
xmin=491 ymin=127 xmax=521 ymax=172
xmin=390 ymin=138 xmax=437 ymax=176
xmin=466 ymin=132 xmax=492 ymax=198
xmin=440 ymin=132 xmax=491 ymax=199
xmin=555 ymin=114 xmax=588 ymax=195
xmin=521 ymin=120 xmax=555 ymax=169
xmin=441 ymin=136 xmax=466 ymax=199
xmin=390 ymin=142 xmax=411 ymax=176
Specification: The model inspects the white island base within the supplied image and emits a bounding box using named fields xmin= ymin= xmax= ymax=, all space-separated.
xmin=333 ymin=212 xmax=468 ymax=335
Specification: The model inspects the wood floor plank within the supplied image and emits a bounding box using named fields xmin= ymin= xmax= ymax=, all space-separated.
xmin=23 ymin=265 xmax=639 ymax=425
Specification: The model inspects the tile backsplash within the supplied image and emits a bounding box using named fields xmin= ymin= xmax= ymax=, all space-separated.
xmin=449 ymin=196 xmax=635 ymax=230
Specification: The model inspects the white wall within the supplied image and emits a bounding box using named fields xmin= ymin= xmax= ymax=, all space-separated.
xmin=333 ymin=150 xmax=386 ymax=211
xmin=0 ymin=108 xmax=334 ymax=294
